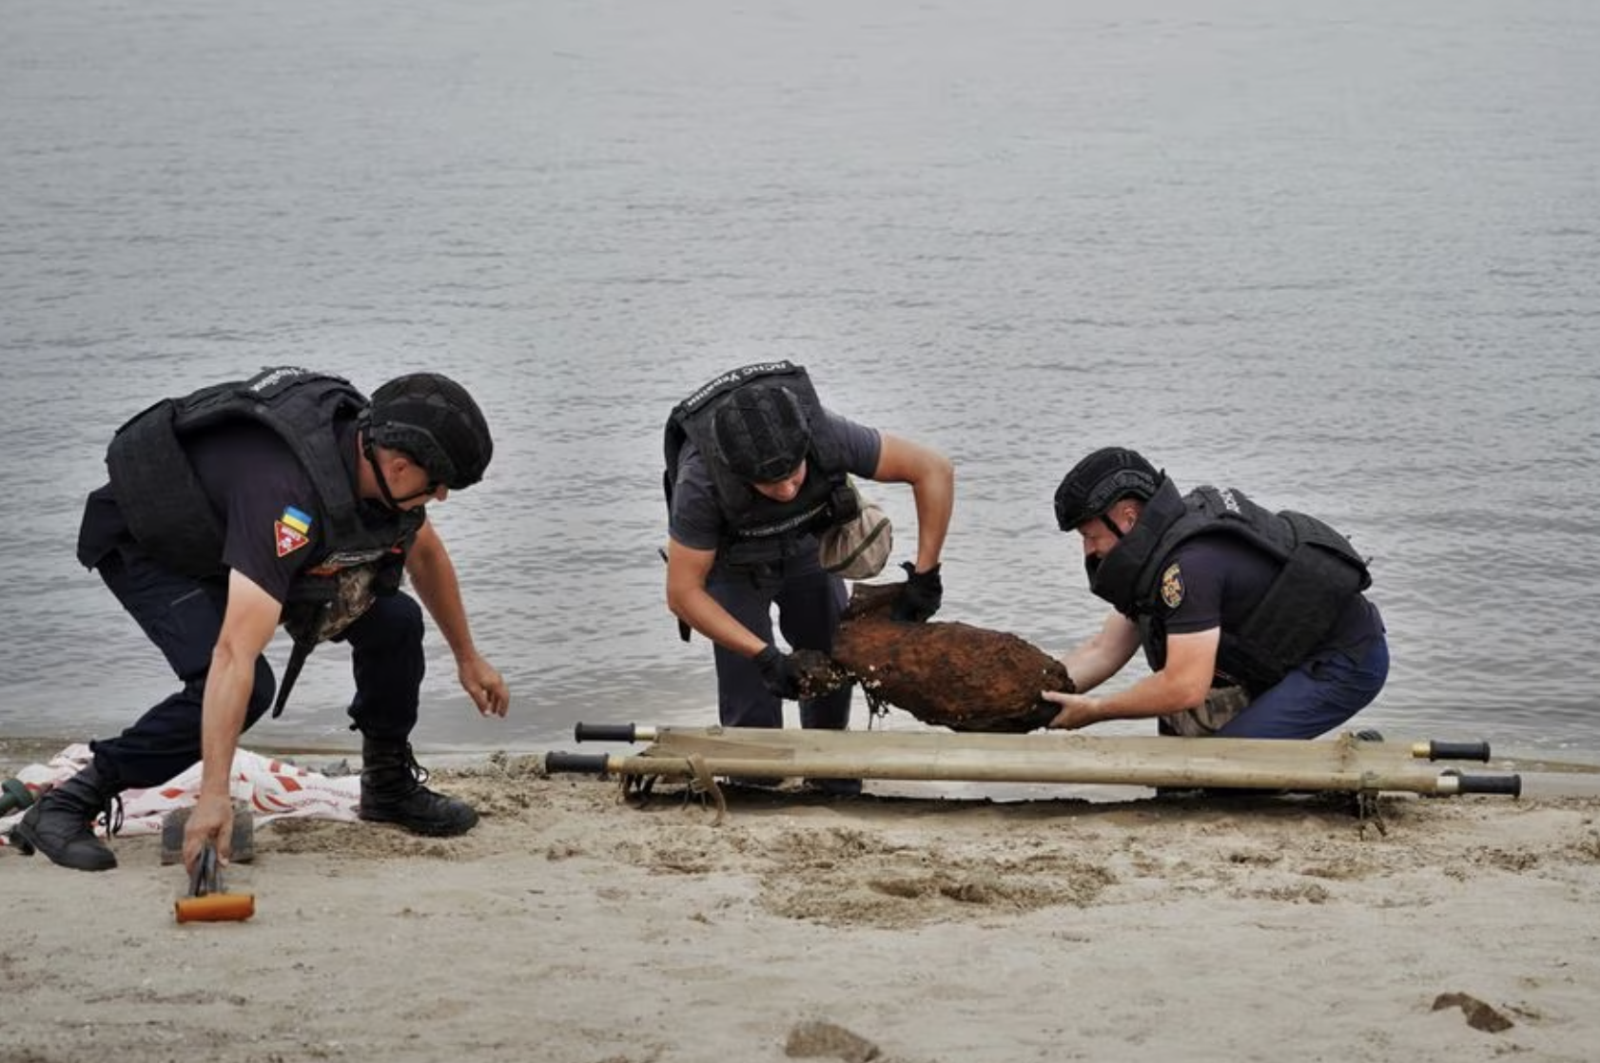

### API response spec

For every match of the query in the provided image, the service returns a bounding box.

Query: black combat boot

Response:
[10,764,123,871]
[358,739,478,836]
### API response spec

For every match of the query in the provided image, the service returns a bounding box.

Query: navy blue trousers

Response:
[88,545,425,789]
[1215,632,1392,740]
[708,560,852,730]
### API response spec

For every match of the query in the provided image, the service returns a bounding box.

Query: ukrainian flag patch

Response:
[275,505,312,558]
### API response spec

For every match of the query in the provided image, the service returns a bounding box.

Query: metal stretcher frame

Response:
[546,724,1522,798]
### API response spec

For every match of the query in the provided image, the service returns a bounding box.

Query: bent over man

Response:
[12,366,508,874]
[1044,446,1388,739]
[663,361,954,745]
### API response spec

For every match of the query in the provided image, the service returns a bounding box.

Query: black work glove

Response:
[754,644,802,700]
[891,561,943,623]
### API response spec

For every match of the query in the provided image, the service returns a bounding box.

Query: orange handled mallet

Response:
[174,841,256,924]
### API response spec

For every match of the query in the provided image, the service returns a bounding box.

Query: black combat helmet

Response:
[1053,446,1161,531]
[712,384,812,483]
[367,373,494,489]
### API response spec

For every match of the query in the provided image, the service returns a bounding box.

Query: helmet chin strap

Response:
[1100,513,1125,539]
[362,432,431,509]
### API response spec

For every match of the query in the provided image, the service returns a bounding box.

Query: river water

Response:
[3,0,1598,759]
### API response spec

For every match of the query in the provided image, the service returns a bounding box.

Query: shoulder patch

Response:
[1160,561,1185,609]
[275,505,312,558]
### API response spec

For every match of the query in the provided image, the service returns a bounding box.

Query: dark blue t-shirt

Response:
[1153,534,1382,654]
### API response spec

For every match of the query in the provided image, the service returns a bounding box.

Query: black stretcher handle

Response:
[1451,773,1522,797]
[574,723,640,744]
[545,752,613,774]
[1421,740,1491,762]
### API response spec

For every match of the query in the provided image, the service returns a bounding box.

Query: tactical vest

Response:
[663,361,857,569]
[106,366,424,718]
[105,366,421,580]
[1089,478,1372,694]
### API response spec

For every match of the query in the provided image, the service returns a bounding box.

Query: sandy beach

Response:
[3,738,1599,1063]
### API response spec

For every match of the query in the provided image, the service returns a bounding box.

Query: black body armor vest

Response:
[104,366,421,580]
[105,367,427,717]
[1089,478,1371,694]
[663,361,858,569]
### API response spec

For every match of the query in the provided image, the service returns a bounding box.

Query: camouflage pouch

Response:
[1159,686,1252,737]
[283,565,380,645]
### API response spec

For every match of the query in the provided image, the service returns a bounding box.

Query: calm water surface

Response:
[3,0,1598,759]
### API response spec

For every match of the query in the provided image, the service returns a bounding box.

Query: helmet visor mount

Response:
[1084,469,1158,539]
[371,421,458,490]
[745,452,807,486]
[361,422,446,509]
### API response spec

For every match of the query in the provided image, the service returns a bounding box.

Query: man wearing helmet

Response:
[1042,447,1388,739]
[12,366,508,876]
[663,362,954,771]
